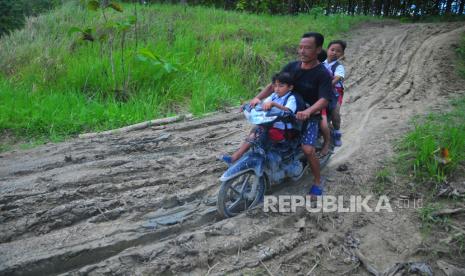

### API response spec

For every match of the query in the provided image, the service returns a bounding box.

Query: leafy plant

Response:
[309,6,325,19]
[70,0,136,94]
[136,48,178,76]
[68,27,95,41]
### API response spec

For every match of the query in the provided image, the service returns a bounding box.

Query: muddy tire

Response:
[217,171,265,218]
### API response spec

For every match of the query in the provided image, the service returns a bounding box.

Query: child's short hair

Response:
[273,72,294,86]
[318,49,327,62]
[328,40,347,51]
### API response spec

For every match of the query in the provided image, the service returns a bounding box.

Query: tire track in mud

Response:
[331,22,465,165]
[1,22,465,276]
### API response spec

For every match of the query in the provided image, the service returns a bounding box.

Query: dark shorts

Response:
[301,118,320,146]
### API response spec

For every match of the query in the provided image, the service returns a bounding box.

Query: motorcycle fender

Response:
[220,153,264,182]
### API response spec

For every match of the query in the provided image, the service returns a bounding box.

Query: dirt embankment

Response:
[1,22,465,276]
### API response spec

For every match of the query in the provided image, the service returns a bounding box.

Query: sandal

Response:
[218,154,233,165]
[309,184,323,196]
[309,178,325,196]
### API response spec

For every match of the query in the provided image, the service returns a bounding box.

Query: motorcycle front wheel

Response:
[217,171,265,218]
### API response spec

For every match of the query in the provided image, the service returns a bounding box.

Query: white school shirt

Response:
[263,92,297,130]
[323,60,345,89]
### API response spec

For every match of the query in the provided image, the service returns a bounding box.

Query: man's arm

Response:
[332,64,345,86]
[296,98,328,121]
[250,83,274,107]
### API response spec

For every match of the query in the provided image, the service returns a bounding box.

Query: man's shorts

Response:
[301,118,320,146]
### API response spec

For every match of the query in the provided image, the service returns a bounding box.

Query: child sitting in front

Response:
[219,72,297,165]
[323,40,346,147]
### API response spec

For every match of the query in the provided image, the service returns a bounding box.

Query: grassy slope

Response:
[0,1,371,144]
[395,34,465,183]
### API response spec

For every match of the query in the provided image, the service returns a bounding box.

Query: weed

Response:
[373,167,393,195]
[455,234,465,255]
[418,203,447,233]
[396,103,465,183]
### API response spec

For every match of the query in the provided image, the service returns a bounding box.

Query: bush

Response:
[0,0,25,36]
[0,0,61,37]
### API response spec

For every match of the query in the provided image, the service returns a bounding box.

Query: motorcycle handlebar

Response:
[242,103,295,119]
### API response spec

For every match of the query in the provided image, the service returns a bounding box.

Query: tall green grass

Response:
[458,35,465,79]
[0,1,371,144]
[396,34,465,183]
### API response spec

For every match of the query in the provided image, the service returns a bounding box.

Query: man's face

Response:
[298,37,321,63]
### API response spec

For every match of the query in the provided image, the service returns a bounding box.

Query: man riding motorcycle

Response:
[249,32,333,197]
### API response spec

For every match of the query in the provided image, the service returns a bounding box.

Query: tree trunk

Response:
[348,0,355,15]
[288,0,299,14]
[363,0,370,15]
[375,0,383,15]
[306,0,313,12]
[383,0,391,16]
[445,0,453,14]
[391,0,400,16]
[400,0,407,16]
[432,0,441,15]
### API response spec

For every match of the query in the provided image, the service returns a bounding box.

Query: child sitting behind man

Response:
[219,72,297,165]
[323,40,346,146]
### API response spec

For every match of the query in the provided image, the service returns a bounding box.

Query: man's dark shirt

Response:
[281,61,332,107]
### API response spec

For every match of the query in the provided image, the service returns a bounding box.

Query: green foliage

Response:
[0,0,25,36]
[136,48,178,75]
[399,14,465,23]
[457,35,465,79]
[309,6,324,19]
[0,77,166,139]
[396,106,465,183]
[0,0,63,37]
[0,1,371,144]
[418,203,446,232]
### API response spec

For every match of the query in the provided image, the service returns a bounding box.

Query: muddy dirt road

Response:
[1,22,465,276]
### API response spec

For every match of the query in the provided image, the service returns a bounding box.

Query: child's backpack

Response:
[281,91,305,131]
[330,61,344,88]
[330,60,341,73]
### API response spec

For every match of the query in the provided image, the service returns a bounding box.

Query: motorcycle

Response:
[217,104,333,218]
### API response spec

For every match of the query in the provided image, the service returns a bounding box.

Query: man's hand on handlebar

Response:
[296,108,312,121]
[249,97,261,107]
